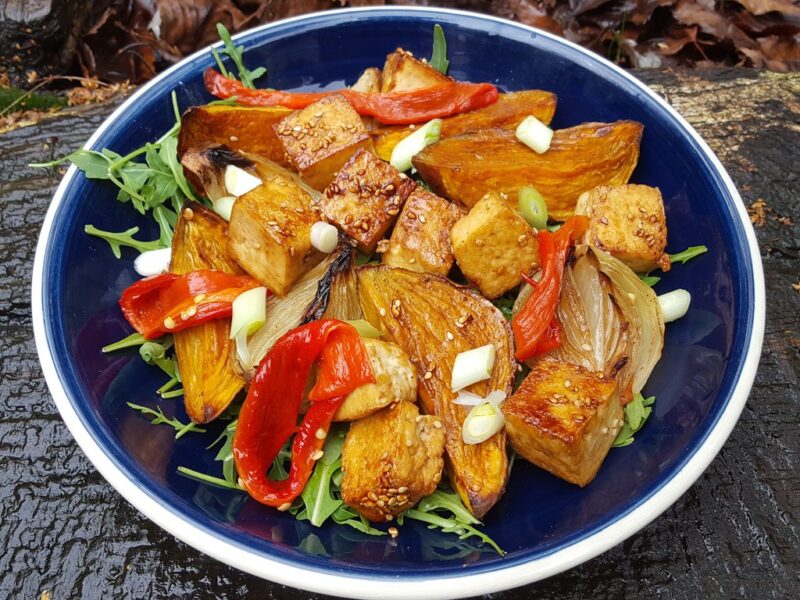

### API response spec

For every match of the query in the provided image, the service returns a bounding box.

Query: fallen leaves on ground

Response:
[749,198,768,226]
[71,0,800,81]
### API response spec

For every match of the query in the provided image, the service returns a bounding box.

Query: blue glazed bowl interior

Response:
[42,9,755,578]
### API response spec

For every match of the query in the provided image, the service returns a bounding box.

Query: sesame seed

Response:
[599,216,608,225]
[388,527,399,538]
[385,514,393,522]
[418,214,427,224]
[163,316,176,330]
[564,379,572,388]
[470,483,480,492]
[193,294,206,304]
[397,486,408,494]
[517,234,527,244]
[293,125,302,132]
[184,208,194,220]
[446,332,454,341]
[379,307,387,317]
[278,502,292,512]
[315,428,326,440]
[433,421,443,429]
[229,135,238,142]
[424,371,433,380]
[311,450,324,461]
[601,427,609,434]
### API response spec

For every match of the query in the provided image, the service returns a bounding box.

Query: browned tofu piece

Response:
[274,94,373,190]
[351,67,382,93]
[575,184,670,273]
[504,359,622,487]
[317,148,416,252]
[381,187,464,275]
[227,170,321,296]
[341,401,446,522]
[450,193,539,298]
[381,48,450,92]
[333,338,417,422]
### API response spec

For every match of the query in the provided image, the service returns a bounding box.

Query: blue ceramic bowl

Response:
[32,7,764,599]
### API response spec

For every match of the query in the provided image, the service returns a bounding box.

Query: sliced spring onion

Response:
[453,389,507,407]
[451,343,496,392]
[345,319,382,338]
[390,118,442,172]
[515,115,553,154]
[310,221,339,253]
[518,186,548,229]
[230,286,268,366]
[133,247,171,277]
[224,164,261,197]
[658,288,691,323]
[213,195,236,221]
[453,390,485,406]
[462,401,505,444]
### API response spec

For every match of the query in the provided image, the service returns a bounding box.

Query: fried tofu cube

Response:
[381,187,464,275]
[333,338,417,422]
[575,184,670,273]
[352,67,382,93]
[381,48,450,92]
[450,193,539,299]
[318,148,416,253]
[341,401,446,522]
[227,171,321,296]
[274,94,373,190]
[504,359,622,487]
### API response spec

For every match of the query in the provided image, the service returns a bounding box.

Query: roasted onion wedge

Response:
[358,265,514,518]
[170,202,245,423]
[241,242,360,376]
[413,121,643,220]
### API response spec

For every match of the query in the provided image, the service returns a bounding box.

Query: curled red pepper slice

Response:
[204,68,499,125]
[119,270,260,339]
[512,216,589,361]
[233,320,374,508]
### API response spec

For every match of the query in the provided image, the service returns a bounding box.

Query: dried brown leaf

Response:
[731,0,800,18]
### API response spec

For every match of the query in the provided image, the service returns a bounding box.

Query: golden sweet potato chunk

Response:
[317,148,415,253]
[504,359,622,487]
[358,266,514,518]
[333,338,417,422]
[381,187,464,275]
[341,401,446,522]
[575,184,670,273]
[178,105,293,167]
[170,203,245,423]
[413,121,643,220]
[372,90,558,162]
[274,94,373,190]
[227,170,321,296]
[450,193,539,299]
[381,48,450,93]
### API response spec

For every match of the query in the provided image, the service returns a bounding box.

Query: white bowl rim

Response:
[31,6,765,599]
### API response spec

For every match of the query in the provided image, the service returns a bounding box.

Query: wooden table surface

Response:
[1,67,798,599]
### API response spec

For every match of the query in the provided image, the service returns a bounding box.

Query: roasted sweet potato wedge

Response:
[170,202,245,424]
[413,121,643,220]
[371,90,557,162]
[178,105,293,167]
[358,265,514,518]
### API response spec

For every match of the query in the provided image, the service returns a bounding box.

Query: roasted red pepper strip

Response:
[204,68,500,125]
[512,216,589,361]
[233,320,374,508]
[119,270,260,339]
